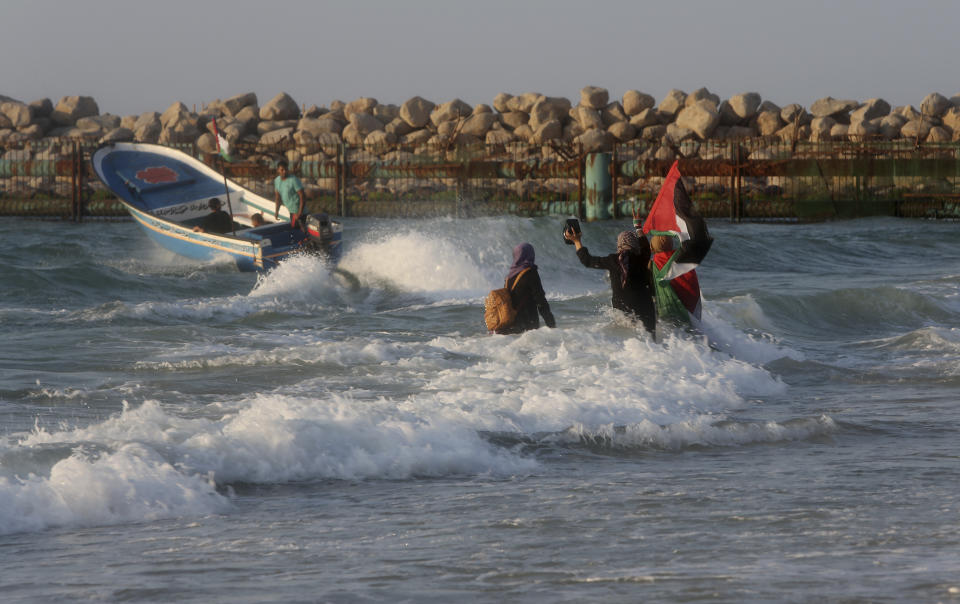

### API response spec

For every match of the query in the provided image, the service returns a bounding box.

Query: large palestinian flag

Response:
[642,160,713,320]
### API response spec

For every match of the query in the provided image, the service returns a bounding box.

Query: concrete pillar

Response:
[584,152,612,221]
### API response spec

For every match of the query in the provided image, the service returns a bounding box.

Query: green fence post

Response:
[584,152,612,221]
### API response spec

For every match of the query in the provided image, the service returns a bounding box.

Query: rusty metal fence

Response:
[1,137,959,220]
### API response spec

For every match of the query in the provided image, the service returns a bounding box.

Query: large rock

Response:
[563,121,584,141]
[529,97,571,130]
[641,124,667,140]
[607,121,636,142]
[430,99,472,126]
[657,89,687,118]
[920,92,951,117]
[233,105,260,130]
[573,105,603,130]
[531,119,563,144]
[373,103,399,123]
[160,102,191,129]
[385,117,414,137]
[685,87,720,109]
[516,92,544,113]
[622,90,655,116]
[221,121,245,142]
[942,107,960,133]
[600,102,628,127]
[259,127,295,146]
[809,116,837,141]
[133,112,161,143]
[758,100,781,114]
[341,123,365,146]
[850,98,891,123]
[17,123,44,141]
[260,92,300,121]
[629,108,664,129]
[303,105,326,119]
[847,120,878,140]
[77,114,121,132]
[926,126,951,143]
[348,112,384,136]
[486,129,516,145]
[0,101,32,128]
[810,96,858,118]
[222,92,257,116]
[727,92,762,122]
[830,123,849,139]
[460,113,497,137]
[436,120,459,138]
[580,86,609,110]
[675,101,719,139]
[401,129,432,146]
[501,111,529,130]
[574,128,614,152]
[257,119,297,136]
[298,117,343,136]
[900,118,933,140]
[29,98,53,118]
[879,113,908,138]
[400,96,435,128]
[896,105,921,121]
[776,123,811,142]
[754,110,783,136]
[666,123,697,143]
[195,132,218,153]
[344,97,378,121]
[315,131,342,150]
[492,93,513,113]
[51,96,99,126]
[364,130,397,151]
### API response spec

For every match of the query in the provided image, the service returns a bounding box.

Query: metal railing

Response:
[1,137,958,220]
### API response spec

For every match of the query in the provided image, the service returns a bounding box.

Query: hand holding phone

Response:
[563,218,580,244]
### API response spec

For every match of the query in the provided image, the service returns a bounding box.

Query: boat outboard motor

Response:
[304,212,335,255]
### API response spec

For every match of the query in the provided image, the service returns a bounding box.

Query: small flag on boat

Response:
[212,118,232,162]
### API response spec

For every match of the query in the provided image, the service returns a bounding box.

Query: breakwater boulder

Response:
[3,87,960,165]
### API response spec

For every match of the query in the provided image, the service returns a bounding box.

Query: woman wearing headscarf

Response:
[499,242,556,334]
[563,226,656,336]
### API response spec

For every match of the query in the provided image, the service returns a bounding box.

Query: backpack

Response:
[484,268,531,333]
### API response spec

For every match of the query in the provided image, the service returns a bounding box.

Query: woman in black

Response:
[500,242,556,334]
[563,227,656,337]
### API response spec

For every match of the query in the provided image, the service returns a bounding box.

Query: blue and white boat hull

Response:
[91,142,341,272]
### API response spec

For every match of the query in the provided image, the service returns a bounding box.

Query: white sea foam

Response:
[0,443,228,535]
[0,218,820,536]
[553,414,837,449]
[339,229,495,295]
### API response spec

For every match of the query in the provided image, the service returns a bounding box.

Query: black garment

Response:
[201,209,233,234]
[501,268,556,334]
[576,245,656,335]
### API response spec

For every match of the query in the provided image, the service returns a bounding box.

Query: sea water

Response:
[0,215,958,603]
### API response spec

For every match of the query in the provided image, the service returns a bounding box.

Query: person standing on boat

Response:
[193,197,233,234]
[274,161,305,229]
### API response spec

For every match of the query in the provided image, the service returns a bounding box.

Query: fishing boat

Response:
[91,142,341,271]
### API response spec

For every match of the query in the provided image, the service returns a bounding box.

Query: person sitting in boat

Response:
[250,213,266,227]
[193,198,233,234]
[273,161,305,230]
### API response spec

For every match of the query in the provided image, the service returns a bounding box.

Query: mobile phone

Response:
[563,218,580,244]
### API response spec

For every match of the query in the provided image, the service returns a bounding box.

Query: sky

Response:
[2,0,959,117]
